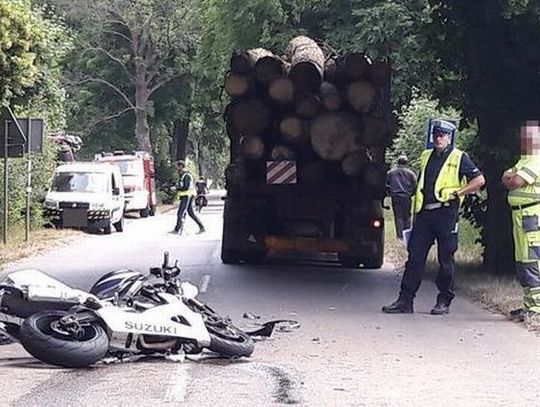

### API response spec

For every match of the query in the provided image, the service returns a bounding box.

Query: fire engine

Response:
[95,151,157,217]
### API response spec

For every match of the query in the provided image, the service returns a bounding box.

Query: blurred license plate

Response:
[63,209,87,227]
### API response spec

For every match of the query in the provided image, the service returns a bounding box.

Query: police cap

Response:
[431,119,456,135]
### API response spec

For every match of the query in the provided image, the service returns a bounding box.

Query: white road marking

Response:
[199,274,211,293]
[164,363,191,403]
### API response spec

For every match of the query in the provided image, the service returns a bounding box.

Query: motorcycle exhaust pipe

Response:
[138,335,177,351]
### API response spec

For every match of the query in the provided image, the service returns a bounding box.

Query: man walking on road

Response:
[387,155,417,239]
[172,161,205,235]
[382,119,485,315]
[502,121,540,321]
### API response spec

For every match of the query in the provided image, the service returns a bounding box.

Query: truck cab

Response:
[44,162,125,234]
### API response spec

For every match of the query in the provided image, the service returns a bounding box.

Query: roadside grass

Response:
[383,201,540,330]
[0,227,80,269]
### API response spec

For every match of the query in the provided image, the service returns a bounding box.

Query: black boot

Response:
[510,308,523,320]
[382,299,413,314]
[430,302,450,315]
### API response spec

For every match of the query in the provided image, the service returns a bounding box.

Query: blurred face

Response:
[521,121,540,155]
[433,130,451,151]
[176,163,185,172]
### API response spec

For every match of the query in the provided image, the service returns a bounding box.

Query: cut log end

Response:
[271,145,295,161]
[269,78,295,104]
[239,136,265,160]
[224,74,251,97]
[346,81,377,113]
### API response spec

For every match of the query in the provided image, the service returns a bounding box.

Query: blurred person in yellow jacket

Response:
[502,121,540,321]
[171,161,205,235]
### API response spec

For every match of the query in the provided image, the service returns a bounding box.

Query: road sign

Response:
[0,117,44,158]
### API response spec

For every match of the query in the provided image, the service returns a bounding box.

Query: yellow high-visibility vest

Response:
[177,172,196,198]
[414,148,466,213]
[507,155,540,206]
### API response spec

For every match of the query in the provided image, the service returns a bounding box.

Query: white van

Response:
[43,162,125,234]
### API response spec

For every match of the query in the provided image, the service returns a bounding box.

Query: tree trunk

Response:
[310,112,360,161]
[286,36,325,93]
[319,81,342,111]
[134,83,151,152]
[346,81,377,113]
[173,118,190,161]
[224,73,252,98]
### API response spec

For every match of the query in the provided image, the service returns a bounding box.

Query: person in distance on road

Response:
[172,161,205,235]
[382,119,485,315]
[502,121,540,321]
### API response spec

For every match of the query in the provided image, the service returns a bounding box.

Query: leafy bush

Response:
[387,89,478,171]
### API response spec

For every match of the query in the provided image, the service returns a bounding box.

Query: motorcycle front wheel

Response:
[188,301,254,357]
[19,310,109,368]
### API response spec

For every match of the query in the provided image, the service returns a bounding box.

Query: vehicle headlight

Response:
[90,202,106,210]
[44,199,58,209]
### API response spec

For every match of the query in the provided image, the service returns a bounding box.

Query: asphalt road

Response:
[1,192,540,406]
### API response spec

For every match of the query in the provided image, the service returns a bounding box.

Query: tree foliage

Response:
[388,90,477,170]
[0,0,72,236]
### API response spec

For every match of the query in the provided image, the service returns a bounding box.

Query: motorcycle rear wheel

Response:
[188,301,254,357]
[19,310,109,368]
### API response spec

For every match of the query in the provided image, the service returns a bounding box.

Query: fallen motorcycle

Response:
[0,253,254,367]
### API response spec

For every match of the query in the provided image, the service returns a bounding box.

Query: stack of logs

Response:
[224,35,391,185]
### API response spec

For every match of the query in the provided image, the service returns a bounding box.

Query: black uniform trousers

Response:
[175,196,204,232]
[399,206,459,306]
[391,195,412,239]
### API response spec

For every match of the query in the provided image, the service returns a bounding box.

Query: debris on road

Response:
[246,319,301,338]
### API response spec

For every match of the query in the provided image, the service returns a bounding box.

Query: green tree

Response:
[424,0,540,274]
[0,1,72,236]
[388,90,477,170]
[56,0,200,153]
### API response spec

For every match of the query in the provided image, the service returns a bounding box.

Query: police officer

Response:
[172,161,205,235]
[387,155,417,239]
[382,119,485,315]
[502,121,540,321]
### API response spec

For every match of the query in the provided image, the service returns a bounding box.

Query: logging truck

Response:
[221,36,392,268]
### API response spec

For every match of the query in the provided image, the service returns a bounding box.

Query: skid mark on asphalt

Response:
[236,362,303,405]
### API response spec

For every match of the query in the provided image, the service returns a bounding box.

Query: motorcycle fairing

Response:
[96,293,211,346]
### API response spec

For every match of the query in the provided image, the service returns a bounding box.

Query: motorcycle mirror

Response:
[162,252,170,268]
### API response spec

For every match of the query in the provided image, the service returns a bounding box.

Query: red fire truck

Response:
[95,151,157,217]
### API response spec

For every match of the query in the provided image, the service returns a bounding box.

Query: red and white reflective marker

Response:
[266,161,297,184]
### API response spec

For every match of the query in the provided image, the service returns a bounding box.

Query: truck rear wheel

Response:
[140,207,150,218]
